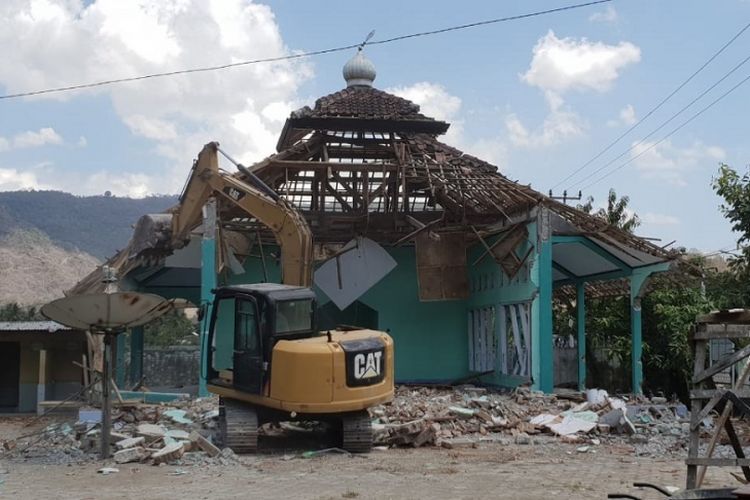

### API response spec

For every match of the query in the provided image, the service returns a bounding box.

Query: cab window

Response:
[275,299,312,333]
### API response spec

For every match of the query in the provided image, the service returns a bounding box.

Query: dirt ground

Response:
[0,416,740,500]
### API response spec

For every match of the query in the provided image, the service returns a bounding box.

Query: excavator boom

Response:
[173,142,313,286]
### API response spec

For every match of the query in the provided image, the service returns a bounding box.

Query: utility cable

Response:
[569,53,750,189]
[0,0,611,101]
[579,72,750,190]
[551,19,750,190]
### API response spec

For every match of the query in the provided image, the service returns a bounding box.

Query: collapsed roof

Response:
[70,50,675,296]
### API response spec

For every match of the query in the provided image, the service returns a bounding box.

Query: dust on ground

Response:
[0,415,739,500]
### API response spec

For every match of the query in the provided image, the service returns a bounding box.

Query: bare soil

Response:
[0,416,739,499]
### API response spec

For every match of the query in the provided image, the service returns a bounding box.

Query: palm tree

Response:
[577,188,640,233]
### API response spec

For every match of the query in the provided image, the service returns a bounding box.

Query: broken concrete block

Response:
[514,432,531,445]
[115,437,145,450]
[599,409,624,428]
[110,432,130,442]
[151,442,184,465]
[162,409,193,425]
[165,429,189,440]
[441,437,476,449]
[137,424,166,439]
[189,431,220,458]
[114,446,147,464]
[448,406,475,419]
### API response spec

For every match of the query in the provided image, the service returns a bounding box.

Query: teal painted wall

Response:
[466,222,541,389]
[226,246,468,383]
[132,220,551,390]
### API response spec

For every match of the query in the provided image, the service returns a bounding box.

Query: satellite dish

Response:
[42,292,171,332]
[41,290,173,461]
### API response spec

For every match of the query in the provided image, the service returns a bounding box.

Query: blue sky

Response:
[0,0,748,252]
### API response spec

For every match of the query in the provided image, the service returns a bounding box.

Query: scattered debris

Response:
[189,431,220,458]
[1,397,225,466]
[152,442,185,465]
[114,446,148,464]
[369,385,694,455]
[301,448,351,459]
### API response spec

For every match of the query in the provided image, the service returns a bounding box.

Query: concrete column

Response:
[129,327,144,387]
[36,349,47,415]
[630,273,648,395]
[115,333,126,388]
[537,208,554,393]
[199,198,218,397]
[576,282,586,391]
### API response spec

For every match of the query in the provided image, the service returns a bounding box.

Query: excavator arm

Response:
[173,142,313,287]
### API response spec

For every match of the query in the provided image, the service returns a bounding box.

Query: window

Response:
[275,299,313,333]
[236,299,259,353]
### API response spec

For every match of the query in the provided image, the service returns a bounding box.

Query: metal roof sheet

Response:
[0,321,78,333]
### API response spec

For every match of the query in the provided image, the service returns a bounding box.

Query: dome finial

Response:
[343,49,376,88]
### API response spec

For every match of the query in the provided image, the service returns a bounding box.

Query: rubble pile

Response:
[369,386,693,452]
[1,397,237,467]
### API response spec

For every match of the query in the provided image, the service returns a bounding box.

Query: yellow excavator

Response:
[172,143,394,453]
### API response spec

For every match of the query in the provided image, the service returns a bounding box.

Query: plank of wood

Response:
[696,354,750,487]
[688,458,750,467]
[694,324,750,340]
[691,388,750,399]
[692,343,750,384]
[723,419,750,482]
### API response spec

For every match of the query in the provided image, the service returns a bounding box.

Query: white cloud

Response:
[508,31,638,151]
[76,136,87,147]
[607,104,637,127]
[0,127,64,152]
[641,212,680,226]
[588,6,618,24]
[631,140,726,186]
[0,0,313,195]
[0,167,39,190]
[388,81,509,169]
[505,109,585,148]
[12,127,63,149]
[388,82,462,122]
[521,31,640,95]
[388,82,464,144]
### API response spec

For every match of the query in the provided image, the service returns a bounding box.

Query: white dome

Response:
[343,50,376,87]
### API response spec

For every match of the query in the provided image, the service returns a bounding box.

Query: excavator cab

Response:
[206,283,317,394]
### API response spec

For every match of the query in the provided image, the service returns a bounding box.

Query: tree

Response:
[712,163,750,272]
[0,302,45,321]
[144,311,198,346]
[578,188,641,233]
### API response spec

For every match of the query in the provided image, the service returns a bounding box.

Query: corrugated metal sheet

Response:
[0,321,77,333]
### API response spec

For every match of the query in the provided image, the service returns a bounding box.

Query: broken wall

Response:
[466,220,540,389]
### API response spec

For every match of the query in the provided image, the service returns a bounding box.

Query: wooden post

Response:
[686,333,706,489]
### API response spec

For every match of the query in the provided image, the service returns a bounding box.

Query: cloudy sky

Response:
[0,0,748,252]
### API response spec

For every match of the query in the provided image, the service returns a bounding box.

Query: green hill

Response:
[0,190,178,260]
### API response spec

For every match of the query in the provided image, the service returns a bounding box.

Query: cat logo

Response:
[223,186,245,201]
[353,351,382,380]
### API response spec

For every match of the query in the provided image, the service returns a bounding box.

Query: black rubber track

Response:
[341,410,373,453]
[220,398,259,454]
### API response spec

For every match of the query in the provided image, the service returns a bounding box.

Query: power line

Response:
[579,71,750,190]
[551,19,750,190]
[0,0,611,101]
[569,52,750,189]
